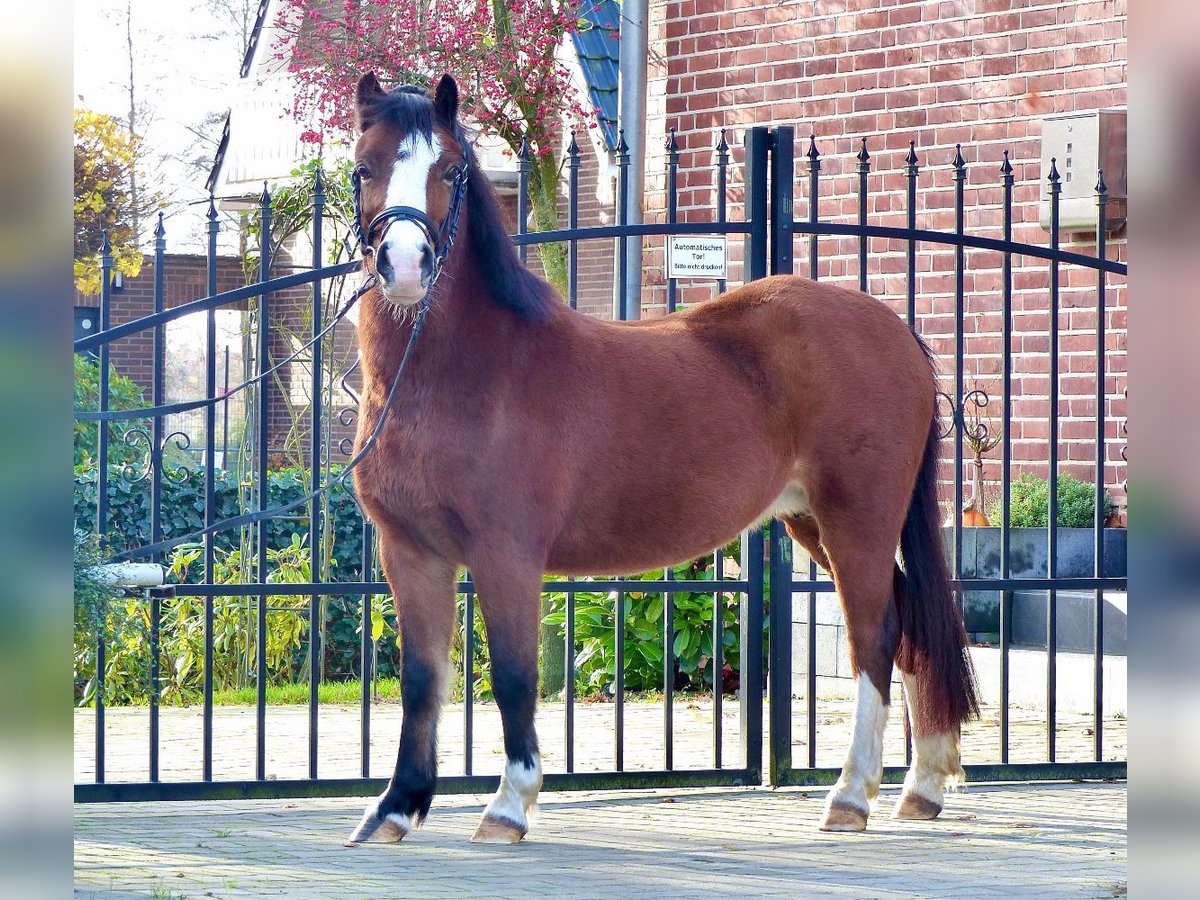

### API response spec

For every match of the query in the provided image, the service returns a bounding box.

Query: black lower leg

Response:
[492,655,539,768]
[379,650,442,822]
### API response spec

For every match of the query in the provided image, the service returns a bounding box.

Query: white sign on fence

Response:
[667,235,727,279]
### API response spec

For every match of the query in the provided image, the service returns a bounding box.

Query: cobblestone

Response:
[74,783,1126,898]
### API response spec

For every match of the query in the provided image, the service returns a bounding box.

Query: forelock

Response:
[367,86,434,141]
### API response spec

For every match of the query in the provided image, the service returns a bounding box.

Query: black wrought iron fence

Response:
[758,125,1126,785]
[73,125,1126,803]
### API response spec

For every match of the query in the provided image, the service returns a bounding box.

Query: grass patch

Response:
[211,678,403,706]
[91,680,713,708]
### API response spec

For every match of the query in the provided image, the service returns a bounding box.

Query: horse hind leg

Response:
[894,664,965,820]
[890,417,979,821]
[892,557,972,820]
[806,522,903,832]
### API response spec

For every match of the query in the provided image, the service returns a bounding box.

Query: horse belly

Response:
[544,456,791,577]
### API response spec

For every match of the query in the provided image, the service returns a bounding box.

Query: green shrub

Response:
[73,354,150,469]
[993,472,1114,528]
[73,463,367,574]
[542,539,745,697]
[73,533,405,707]
[73,464,388,705]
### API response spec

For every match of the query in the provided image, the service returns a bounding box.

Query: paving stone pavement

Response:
[74,782,1126,899]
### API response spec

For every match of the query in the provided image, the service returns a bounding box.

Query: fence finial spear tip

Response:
[807,133,819,158]
[666,127,679,154]
[857,136,869,163]
[906,140,919,167]
[567,129,580,156]
[716,128,728,153]
[1048,157,1061,184]
[313,165,325,192]
[617,128,629,155]
[101,230,111,254]
[207,193,218,219]
[1095,167,1108,195]
[154,211,165,239]
[1000,149,1013,176]
[953,143,966,170]
[260,180,271,204]
[518,132,530,161]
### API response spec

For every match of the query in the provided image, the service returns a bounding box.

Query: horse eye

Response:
[443,166,460,183]
[355,164,372,180]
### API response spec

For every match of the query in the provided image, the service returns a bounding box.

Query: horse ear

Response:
[355,72,386,131]
[433,73,459,125]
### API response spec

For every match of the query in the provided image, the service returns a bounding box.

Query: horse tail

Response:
[895,398,980,733]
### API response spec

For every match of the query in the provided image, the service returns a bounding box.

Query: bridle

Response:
[351,158,470,289]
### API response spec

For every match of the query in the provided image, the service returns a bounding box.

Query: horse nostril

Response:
[376,243,394,282]
[419,244,434,282]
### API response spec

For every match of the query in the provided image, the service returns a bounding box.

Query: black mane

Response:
[369,85,556,321]
[461,150,557,321]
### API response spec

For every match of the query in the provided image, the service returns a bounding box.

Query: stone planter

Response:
[951,526,1127,652]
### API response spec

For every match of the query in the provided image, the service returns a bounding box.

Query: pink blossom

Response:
[274,0,593,158]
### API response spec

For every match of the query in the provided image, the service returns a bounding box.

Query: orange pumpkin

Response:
[962,502,991,527]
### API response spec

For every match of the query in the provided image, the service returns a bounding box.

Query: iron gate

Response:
[73,126,1127,802]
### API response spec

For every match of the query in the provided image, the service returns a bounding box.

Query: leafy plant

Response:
[74,530,120,629]
[73,462,367,568]
[994,472,1114,528]
[75,536,351,707]
[73,354,149,469]
[542,539,745,697]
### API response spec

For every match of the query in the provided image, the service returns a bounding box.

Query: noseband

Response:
[351,162,470,286]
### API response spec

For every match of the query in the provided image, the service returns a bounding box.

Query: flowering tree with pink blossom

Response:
[275,0,596,292]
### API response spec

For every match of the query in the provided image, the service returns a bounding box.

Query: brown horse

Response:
[346,73,977,844]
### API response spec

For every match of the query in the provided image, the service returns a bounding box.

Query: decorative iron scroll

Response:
[936,387,991,442]
[336,357,362,458]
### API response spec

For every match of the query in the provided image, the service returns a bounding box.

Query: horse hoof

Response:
[346,810,409,846]
[470,815,527,844]
[893,792,943,820]
[819,801,869,832]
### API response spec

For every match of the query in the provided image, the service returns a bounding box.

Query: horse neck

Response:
[356,226,527,383]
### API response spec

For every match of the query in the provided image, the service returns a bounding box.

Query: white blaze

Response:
[379,134,443,293]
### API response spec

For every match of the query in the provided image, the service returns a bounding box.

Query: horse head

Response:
[352,72,470,306]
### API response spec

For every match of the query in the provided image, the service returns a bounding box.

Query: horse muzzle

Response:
[374,223,435,304]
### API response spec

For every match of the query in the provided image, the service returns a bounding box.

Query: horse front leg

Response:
[470,563,543,843]
[348,530,456,844]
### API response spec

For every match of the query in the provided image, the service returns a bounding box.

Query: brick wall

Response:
[79,254,246,395]
[641,0,1128,512]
